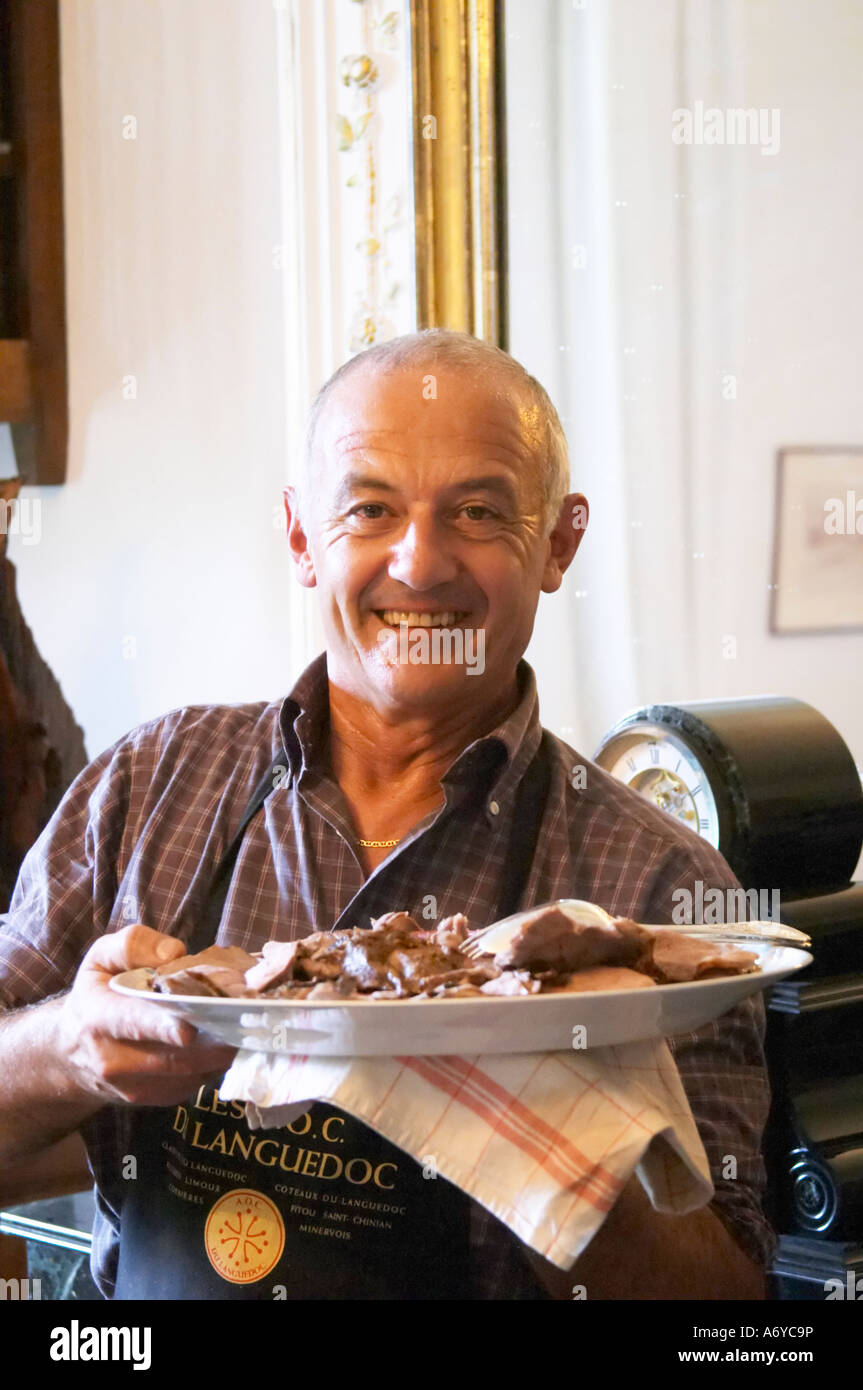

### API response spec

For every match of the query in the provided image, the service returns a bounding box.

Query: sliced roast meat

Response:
[154,971,223,998]
[154,943,259,978]
[387,945,460,992]
[540,965,657,994]
[420,963,500,991]
[609,917,655,972]
[243,939,301,993]
[368,911,422,935]
[305,978,356,1000]
[433,914,471,950]
[342,930,406,990]
[153,963,250,998]
[266,982,316,999]
[493,907,648,973]
[649,931,758,983]
[146,905,761,1003]
[294,932,347,981]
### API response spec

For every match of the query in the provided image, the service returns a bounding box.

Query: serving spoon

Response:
[462,898,811,959]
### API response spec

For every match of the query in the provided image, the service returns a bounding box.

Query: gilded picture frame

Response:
[408,0,508,347]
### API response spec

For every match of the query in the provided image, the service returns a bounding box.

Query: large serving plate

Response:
[109,941,811,1055]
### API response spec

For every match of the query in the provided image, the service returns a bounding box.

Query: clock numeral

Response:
[649,744,660,764]
[691,783,702,797]
[699,817,709,831]
[627,757,637,773]
[674,759,682,773]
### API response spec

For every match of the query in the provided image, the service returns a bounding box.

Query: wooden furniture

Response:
[0,0,67,482]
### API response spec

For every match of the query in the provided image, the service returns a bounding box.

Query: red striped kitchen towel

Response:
[218,1041,713,1270]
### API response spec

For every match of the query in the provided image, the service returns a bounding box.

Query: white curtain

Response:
[509,0,747,754]
[275,0,414,675]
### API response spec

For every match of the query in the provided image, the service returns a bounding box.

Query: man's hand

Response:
[54,923,237,1107]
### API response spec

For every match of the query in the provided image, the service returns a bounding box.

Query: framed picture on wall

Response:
[770,447,863,634]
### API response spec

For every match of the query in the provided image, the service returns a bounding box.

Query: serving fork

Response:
[462,898,811,960]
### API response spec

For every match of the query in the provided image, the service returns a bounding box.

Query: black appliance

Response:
[595,696,863,1299]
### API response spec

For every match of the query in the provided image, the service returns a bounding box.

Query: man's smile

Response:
[373,609,473,629]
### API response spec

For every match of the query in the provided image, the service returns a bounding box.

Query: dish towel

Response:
[218,1041,714,1271]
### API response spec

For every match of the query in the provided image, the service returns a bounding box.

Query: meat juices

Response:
[148,906,758,1002]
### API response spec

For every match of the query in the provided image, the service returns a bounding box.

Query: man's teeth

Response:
[378,610,466,628]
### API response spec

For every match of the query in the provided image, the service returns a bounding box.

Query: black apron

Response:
[113,735,551,1300]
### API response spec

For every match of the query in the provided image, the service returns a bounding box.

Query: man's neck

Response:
[326,674,522,799]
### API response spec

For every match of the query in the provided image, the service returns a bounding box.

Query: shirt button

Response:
[489,800,500,816]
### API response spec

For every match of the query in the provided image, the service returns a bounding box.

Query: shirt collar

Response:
[278,652,329,782]
[278,652,543,818]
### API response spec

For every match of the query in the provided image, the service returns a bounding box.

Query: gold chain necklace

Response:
[357,836,402,849]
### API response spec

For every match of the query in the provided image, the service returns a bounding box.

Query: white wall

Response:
[8,0,290,759]
[6,0,412,761]
[508,0,863,788]
[699,0,863,728]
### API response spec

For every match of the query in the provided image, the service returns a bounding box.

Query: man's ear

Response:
[283,487,317,589]
[540,492,589,594]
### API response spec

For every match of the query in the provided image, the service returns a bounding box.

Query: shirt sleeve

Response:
[0,734,133,1010]
[644,840,777,1272]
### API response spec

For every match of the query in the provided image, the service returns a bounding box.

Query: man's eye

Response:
[459,504,498,522]
[348,503,388,520]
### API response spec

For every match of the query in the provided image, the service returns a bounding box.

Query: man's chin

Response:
[363,649,489,708]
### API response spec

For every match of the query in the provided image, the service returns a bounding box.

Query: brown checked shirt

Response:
[0,654,776,1298]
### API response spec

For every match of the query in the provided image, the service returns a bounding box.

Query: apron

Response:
[113,735,551,1300]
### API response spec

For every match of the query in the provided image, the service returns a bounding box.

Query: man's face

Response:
[285,361,586,714]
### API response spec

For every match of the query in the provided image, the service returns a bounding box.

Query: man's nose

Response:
[387,517,460,590]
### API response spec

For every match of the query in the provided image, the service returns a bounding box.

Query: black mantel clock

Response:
[594,696,863,1299]
[593,697,863,897]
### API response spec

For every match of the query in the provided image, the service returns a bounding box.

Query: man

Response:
[0,329,772,1299]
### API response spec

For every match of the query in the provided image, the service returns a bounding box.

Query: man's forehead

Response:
[314,361,542,462]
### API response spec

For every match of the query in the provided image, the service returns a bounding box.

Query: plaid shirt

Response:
[0,654,775,1297]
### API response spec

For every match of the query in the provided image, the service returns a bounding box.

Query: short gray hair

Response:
[301,329,571,532]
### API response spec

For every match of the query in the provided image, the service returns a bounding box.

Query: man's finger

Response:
[85,993,204,1048]
[93,1038,238,1080]
[81,923,188,977]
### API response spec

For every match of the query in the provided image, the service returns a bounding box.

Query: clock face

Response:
[595,723,722,849]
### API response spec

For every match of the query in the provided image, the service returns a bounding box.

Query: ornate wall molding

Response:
[275,0,413,668]
[336,1,409,352]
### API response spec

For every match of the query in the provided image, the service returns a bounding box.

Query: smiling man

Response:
[0,329,773,1300]
[284,338,579,875]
